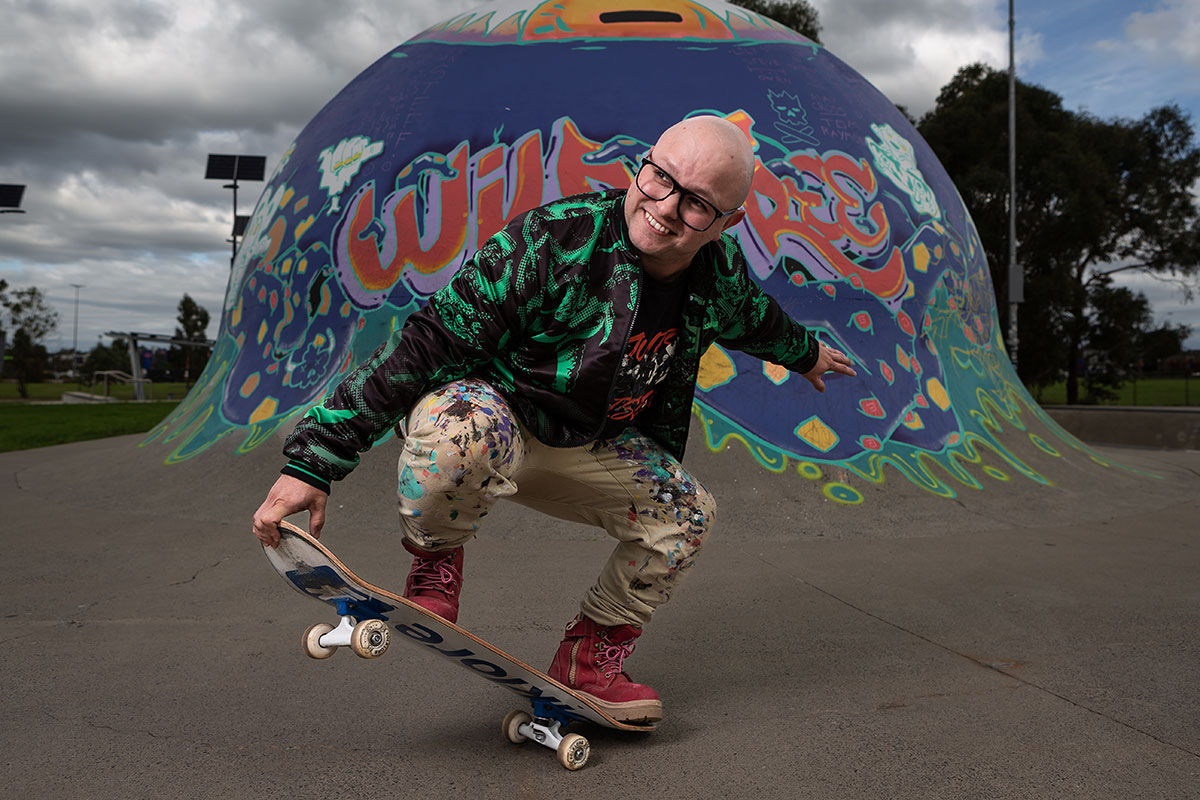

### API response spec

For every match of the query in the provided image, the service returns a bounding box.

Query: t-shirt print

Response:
[606,327,679,423]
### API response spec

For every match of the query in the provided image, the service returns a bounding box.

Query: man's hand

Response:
[252,475,329,548]
[801,342,857,392]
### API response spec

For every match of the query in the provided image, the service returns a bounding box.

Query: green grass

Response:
[0,381,191,401]
[0,402,179,452]
[1032,375,1198,406]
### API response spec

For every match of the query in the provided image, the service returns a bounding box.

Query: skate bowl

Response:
[7,6,1200,794]
[1045,406,1200,450]
[145,0,1147,504]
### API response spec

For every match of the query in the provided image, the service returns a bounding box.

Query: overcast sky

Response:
[2,0,1198,353]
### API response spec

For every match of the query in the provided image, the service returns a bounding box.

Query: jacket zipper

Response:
[589,268,641,442]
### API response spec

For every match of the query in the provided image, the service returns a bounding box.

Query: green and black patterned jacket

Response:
[282,189,818,493]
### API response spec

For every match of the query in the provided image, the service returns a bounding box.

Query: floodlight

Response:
[0,184,25,214]
[205,155,266,182]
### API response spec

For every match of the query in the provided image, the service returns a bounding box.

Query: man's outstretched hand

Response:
[801,342,857,392]
[252,474,329,548]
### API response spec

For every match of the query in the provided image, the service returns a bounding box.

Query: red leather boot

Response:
[547,614,663,723]
[402,539,464,624]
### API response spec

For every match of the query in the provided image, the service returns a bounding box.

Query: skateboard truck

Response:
[301,600,391,660]
[503,701,591,770]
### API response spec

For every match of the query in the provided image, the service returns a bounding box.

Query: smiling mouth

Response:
[643,209,671,235]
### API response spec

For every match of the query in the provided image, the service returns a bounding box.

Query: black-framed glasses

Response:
[635,155,739,232]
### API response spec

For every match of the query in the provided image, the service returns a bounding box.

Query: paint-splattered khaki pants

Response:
[395,379,716,628]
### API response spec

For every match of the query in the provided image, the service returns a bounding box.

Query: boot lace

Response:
[596,637,636,678]
[409,556,461,594]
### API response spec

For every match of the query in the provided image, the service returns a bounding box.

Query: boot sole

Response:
[575,692,664,725]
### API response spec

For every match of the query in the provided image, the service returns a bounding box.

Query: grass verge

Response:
[0,381,192,401]
[0,402,179,452]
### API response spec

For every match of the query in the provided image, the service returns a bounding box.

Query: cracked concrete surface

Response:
[1,428,1198,798]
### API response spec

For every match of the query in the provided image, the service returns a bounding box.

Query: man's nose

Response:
[655,190,683,219]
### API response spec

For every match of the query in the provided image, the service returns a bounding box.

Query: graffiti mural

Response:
[146,0,1132,502]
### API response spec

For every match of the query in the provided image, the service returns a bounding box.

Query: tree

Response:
[729,0,821,42]
[918,64,1200,402]
[1082,277,1150,401]
[1,284,60,398]
[82,337,130,378]
[169,293,211,387]
[1141,322,1191,372]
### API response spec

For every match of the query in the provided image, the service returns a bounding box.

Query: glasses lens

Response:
[637,161,672,199]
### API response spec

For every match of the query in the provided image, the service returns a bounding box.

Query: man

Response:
[253,116,856,724]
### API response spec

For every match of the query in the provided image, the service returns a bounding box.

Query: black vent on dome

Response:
[599,11,685,23]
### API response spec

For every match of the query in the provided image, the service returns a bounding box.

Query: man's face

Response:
[623,139,746,281]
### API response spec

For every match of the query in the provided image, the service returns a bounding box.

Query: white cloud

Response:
[811,0,1011,115]
[1125,0,1200,69]
[0,0,479,351]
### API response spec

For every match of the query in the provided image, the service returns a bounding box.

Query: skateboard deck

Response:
[262,520,654,769]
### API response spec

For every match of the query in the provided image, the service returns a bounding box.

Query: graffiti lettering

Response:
[333,119,636,307]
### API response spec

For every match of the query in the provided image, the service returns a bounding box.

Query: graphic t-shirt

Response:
[599,274,687,438]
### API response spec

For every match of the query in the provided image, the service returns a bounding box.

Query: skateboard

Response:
[261,520,655,770]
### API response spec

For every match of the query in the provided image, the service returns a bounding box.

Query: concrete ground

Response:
[2,421,1197,799]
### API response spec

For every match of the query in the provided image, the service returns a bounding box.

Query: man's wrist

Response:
[281,462,332,495]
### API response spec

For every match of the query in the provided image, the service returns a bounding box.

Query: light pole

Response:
[204,155,266,267]
[1007,0,1023,368]
[70,283,84,380]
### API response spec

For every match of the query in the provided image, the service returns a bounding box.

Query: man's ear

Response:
[720,207,746,232]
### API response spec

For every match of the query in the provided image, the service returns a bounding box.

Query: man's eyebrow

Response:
[650,150,722,210]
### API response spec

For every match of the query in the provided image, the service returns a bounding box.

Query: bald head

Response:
[653,116,755,208]
[624,115,756,279]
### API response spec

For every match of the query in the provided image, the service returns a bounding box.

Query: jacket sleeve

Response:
[712,243,821,375]
[280,228,531,489]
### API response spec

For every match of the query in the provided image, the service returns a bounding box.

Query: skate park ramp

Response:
[4,2,1197,796]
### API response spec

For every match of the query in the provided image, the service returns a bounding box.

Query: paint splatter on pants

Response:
[396,379,716,628]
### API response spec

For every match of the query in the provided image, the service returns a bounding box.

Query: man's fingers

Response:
[252,507,282,548]
[820,345,857,377]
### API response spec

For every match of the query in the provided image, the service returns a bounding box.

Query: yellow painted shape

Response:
[912,243,930,272]
[249,397,278,425]
[295,214,315,241]
[697,344,735,391]
[927,377,951,411]
[794,416,838,453]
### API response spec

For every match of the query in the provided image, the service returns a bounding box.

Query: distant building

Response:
[1161,351,1200,376]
